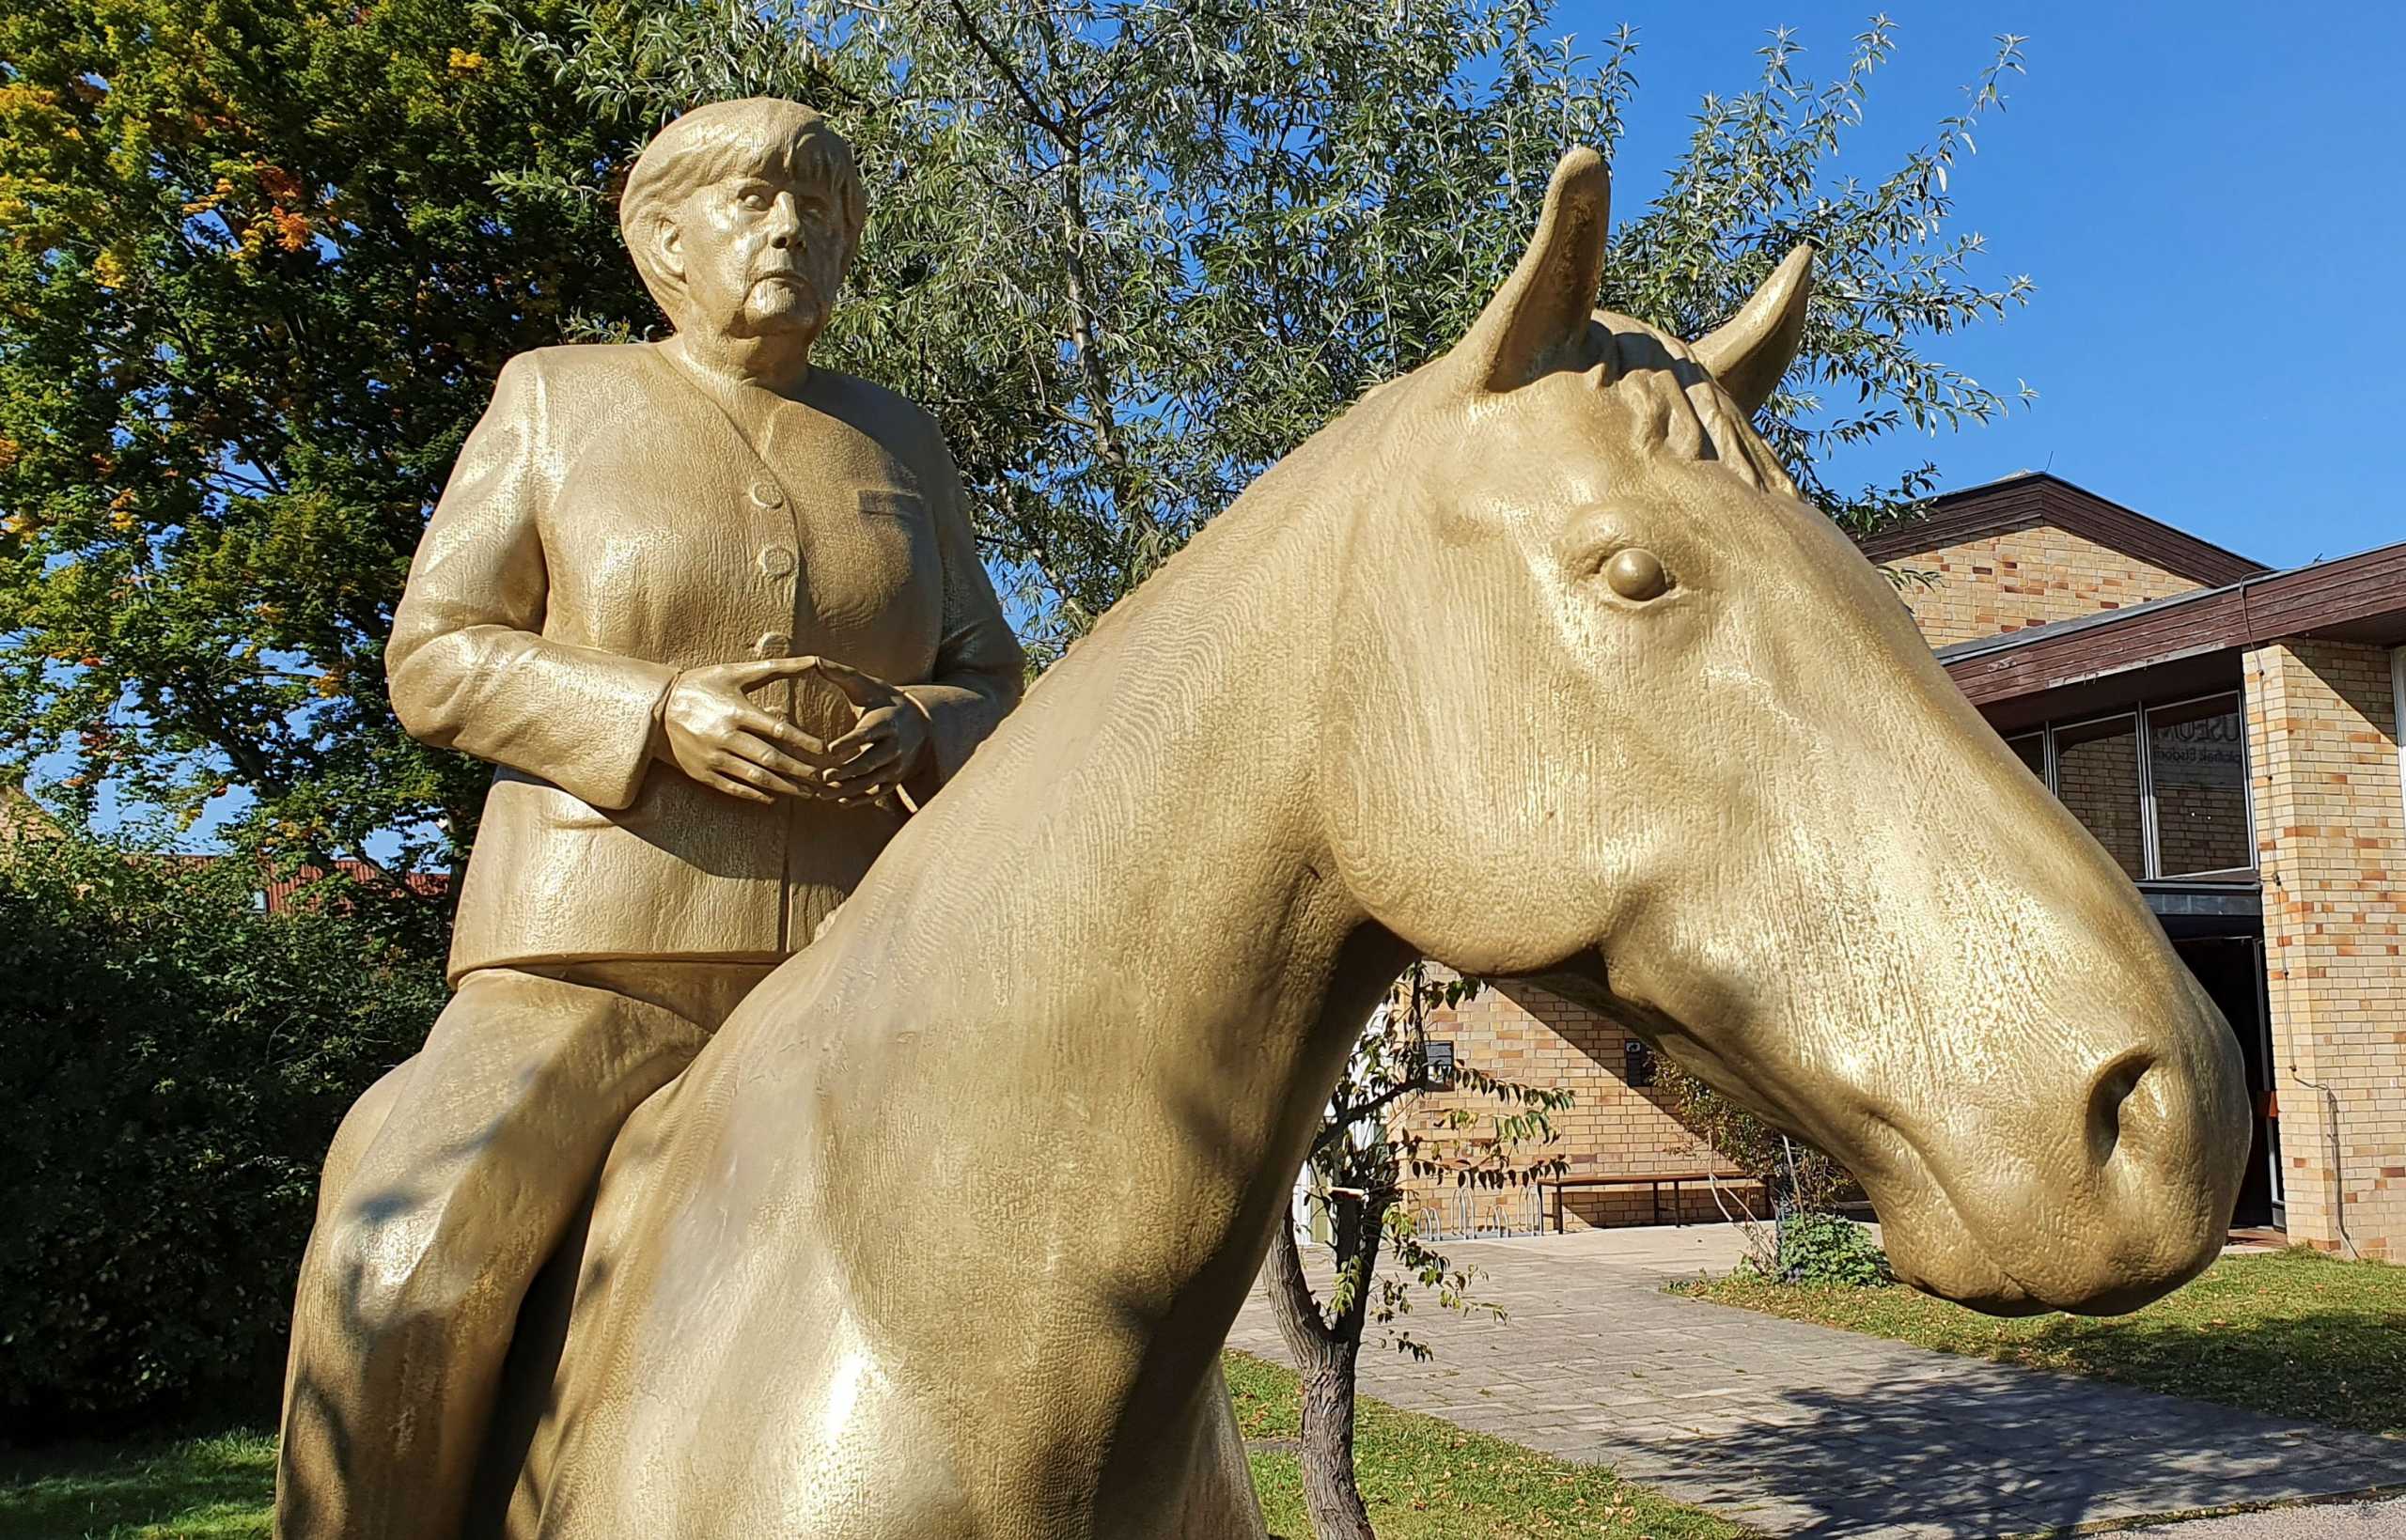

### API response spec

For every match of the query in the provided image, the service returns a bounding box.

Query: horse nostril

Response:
[2086,1050,2156,1167]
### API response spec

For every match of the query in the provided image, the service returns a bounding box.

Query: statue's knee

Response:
[315,1062,414,1224]
[314,1209,483,1345]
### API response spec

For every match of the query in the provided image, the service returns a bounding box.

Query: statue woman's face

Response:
[659,156,850,344]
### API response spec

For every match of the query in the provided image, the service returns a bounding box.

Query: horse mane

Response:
[1586,309,1802,501]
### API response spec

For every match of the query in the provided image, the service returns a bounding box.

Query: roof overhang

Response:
[1937,538,2406,710]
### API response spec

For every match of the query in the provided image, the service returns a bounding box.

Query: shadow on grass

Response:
[1600,1328,2405,1539]
[0,1431,273,1540]
[1690,1251,2406,1441]
[1971,1303,2404,1440]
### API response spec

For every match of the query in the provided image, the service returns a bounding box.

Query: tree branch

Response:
[943,0,1074,148]
[1312,1076,1429,1159]
[1263,1206,1336,1350]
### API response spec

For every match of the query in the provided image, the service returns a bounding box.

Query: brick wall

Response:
[1889,524,2206,647]
[2244,641,2406,1259]
[1394,979,1749,1235]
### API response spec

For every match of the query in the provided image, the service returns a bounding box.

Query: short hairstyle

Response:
[618,98,867,316]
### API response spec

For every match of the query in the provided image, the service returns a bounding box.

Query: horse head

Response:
[1318,148,2248,1315]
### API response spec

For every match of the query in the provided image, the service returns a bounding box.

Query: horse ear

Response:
[1451,147,1610,393]
[1692,243,1816,416]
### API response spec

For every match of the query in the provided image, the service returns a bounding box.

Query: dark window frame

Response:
[2000,690,2256,884]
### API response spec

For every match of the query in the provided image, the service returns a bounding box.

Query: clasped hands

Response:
[656,656,930,809]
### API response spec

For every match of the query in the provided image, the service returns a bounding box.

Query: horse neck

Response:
[827,443,1411,1298]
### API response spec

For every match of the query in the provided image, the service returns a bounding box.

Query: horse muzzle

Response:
[1851,992,2251,1316]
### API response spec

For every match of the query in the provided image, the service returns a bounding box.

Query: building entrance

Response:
[2170,933,2283,1231]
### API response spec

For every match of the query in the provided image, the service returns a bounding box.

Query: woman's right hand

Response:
[656,658,836,804]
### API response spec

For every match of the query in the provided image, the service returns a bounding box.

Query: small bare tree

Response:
[1653,1059,1856,1273]
[1262,964,1570,1540]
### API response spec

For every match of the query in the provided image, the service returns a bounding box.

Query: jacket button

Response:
[758,544,797,578]
[749,481,785,509]
[753,631,792,658]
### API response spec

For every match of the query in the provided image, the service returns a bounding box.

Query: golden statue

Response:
[273,100,1023,1537]
[285,129,2249,1539]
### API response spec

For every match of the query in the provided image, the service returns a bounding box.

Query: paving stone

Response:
[1227,1225,2406,1536]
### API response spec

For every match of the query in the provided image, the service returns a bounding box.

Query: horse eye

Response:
[1602,547,1672,601]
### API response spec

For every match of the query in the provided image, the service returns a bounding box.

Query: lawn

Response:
[4,1355,1745,1539]
[1682,1247,2406,1439]
[0,1432,274,1540]
[1226,1350,1749,1539]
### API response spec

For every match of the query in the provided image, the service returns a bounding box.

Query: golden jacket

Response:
[389,342,1023,981]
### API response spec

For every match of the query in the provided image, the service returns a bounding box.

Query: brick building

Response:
[1402,473,2406,1259]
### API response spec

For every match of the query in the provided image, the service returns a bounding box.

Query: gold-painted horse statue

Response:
[347,148,2249,1536]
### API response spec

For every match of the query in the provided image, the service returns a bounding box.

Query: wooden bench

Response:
[1538,1170,1767,1233]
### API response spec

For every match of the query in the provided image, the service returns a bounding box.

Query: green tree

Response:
[504,0,2030,659]
[0,0,655,872]
[4,0,2027,847]
[0,819,447,1433]
[1264,965,1570,1540]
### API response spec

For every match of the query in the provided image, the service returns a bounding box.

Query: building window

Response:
[1422,1040,1456,1089]
[2146,693,2251,878]
[2008,690,2256,884]
[2054,713,2147,880]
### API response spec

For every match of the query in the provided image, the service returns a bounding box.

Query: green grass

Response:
[0,1431,274,1539]
[1680,1247,2406,1439]
[1225,1351,1749,1539]
[0,1358,1744,1539]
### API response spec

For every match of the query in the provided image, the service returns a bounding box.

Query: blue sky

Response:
[1569,2,2401,569]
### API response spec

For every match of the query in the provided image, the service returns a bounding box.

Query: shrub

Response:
[1776,1211,1893,1288]
[0,827,445,1437]
[1652,1061,1855,1214]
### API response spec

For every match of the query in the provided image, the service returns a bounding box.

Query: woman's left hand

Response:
[803,657,934,807]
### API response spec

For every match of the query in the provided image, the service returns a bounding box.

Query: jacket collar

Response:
[638,342,804,507]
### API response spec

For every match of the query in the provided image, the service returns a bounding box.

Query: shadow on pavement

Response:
[1601,1361,2402,1538]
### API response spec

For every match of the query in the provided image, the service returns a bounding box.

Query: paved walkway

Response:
[1227,1226,2404,1538]
[2094,1496,2406,1538]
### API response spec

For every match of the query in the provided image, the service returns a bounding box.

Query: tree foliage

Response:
[0,0,653,866]
[516,0,2030,663]
[0,821,445,1435]
[4,0,2031,848]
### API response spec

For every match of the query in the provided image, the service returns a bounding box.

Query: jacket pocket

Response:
[856,488,926,521]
